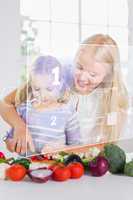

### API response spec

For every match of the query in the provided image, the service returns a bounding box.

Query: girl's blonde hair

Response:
[15,82,32,107]
[81,34,128,143]
[15,56,70,106]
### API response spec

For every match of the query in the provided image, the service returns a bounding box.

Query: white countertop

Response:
[1,173,133,200]
[0,153,133,200]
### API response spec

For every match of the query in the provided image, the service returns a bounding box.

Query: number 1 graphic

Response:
[52,66,60,85]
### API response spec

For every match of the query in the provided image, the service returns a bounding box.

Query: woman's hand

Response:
[5,123,35,155]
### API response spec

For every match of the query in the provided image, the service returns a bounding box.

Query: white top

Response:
[70,88,103,144]
[70,88,132,144]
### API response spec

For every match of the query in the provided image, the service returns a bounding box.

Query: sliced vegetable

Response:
[30,155,43,162]
[89,156,109,177]
[103,144,126,174]
[87,147,101,158]
[0,158,7,164]
[0,152,7,165]
[13,158,31,169]
[0,152,5,159]
[30,158,56,171]
[124,161,133,177]
[0,163,9,180]
[6,164,27,181]
[82,158,90,169]
[68,162,84,179]
[59,151,69,157]
[28,168,53,183]
[6,158,15,165]
[53,154,66,163]
[30,155,52,162]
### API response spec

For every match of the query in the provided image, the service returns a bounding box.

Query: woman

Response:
[70,34,128,145]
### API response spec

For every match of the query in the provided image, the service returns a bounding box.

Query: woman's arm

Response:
[0,90,26,128]
[0,90,35,154]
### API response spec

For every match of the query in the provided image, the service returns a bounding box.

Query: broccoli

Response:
[124,161,133,177]
[103,144,126,174]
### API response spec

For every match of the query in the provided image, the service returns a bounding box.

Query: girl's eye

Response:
[46,86,53,91]
[34,88,40,92]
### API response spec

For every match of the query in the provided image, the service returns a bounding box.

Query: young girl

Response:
[2,55,81,155]
[71,34,128,145]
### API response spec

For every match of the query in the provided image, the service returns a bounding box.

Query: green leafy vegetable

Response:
[124,161,133,177]
[103,144,126,174]
[13,158,31,169]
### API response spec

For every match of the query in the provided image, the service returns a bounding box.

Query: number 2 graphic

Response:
[51,116,57,126]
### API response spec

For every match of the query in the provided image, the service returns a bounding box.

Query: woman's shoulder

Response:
[67,91,79,111]
[69,88,104,114]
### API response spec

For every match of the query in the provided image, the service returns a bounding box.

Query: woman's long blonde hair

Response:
[81,34,128,143]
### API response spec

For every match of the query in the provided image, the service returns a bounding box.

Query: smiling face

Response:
[74,46,110,95]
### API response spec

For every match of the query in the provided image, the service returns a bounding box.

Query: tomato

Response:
[42,156,49,160]
[52,166,71,181]
[6,164,27,181]
[68,162,84,179]
[0,152,5,159]
[31,155,50,162]
[30,156,41,162]
[30,156,37,161]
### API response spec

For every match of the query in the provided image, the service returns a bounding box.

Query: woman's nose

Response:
[80,72,90,81]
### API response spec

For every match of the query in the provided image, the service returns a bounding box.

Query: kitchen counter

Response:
[0,153,133,200]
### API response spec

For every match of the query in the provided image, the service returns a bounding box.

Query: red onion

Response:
[28,167,53,183]
[89,156,109,177]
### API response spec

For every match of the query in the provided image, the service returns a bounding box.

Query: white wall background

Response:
[0,0,20,156]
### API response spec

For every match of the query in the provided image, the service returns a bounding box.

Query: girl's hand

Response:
[6,123,35,154]
[14,123,35,154]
